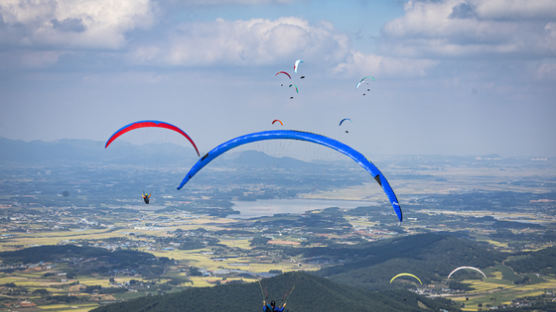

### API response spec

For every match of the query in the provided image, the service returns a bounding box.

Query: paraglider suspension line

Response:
[281,284,296,306]
[258,280,268,300]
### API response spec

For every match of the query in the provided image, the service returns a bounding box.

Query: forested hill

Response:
[0,245,172,278]
[92,272,459,312]
[310,232,504,288]
[506,246,556,275]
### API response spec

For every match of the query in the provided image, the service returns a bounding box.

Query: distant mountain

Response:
[0,137,196,166]
[2,137,552,169]
[0,138,321,169]
[92,271,459,312]
[303,232,504,289]
[223,150,317,170]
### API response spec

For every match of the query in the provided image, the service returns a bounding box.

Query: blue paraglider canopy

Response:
[339,118,351,126]
[177,130,402,222]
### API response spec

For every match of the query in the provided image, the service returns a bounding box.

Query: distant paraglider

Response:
[356,75,374,96]
[105,120,200,157]
[339,118,351,126]
[272,119,284,126]
[339,118,351,133]
[294,59,303,73]
[276,71,295,99]
[448,266,487,280]
[289,84,299,94]
[142,192,151,204]
[356,75,374,89]
[390,273,423,286]
[177,130,403,222]
[276,60,305,100]
[275,71,291,80]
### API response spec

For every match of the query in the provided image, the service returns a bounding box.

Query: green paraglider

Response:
[289,84,299,94]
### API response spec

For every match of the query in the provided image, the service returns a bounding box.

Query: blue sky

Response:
[1,0,555,157]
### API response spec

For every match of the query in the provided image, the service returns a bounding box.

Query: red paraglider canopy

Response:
[272,119,284,126]
[105,120,200,157]
[274,71,291,79]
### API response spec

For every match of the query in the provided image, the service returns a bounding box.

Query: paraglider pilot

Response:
[142,192,151,204]
[263,300,285,312]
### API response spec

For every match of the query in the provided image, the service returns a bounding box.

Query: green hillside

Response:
[310,232,504,288]
[92,272,459,312]
[506,246,556,275]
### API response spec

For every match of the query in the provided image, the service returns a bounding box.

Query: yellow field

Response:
[146,246,315,275]
[464,278,556,293]
[515,279,556,291]
[37,303,99,311]
[490,271,503,280]
[185,276,263,288]
[465,280,513,292]
[2,279,59,287]
[0,276,24,284]
[484,240,509,248]
[0,230,129,250]
[344,216,379,228]
[0,215,241,252]
[521,243,555,252]
[43,287,67,294]
[146,248,210,262]
[187,276,213,287]
[218,239,252,249]
[75,276,148,288]
[448,277,556,311]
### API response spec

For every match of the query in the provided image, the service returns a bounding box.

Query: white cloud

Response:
[474,0,556,20]
[169,0,291,4]
[130,17,349,66]
[382,0,556,58]
[333,51,437,78]
[0,0,155,49]
[129,16,441,79]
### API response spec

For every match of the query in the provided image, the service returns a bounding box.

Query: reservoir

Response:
[230,198,375,219]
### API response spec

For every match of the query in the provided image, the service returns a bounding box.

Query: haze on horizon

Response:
[1,0,555,157]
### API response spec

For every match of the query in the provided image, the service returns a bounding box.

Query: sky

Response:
[1,0,555,157]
